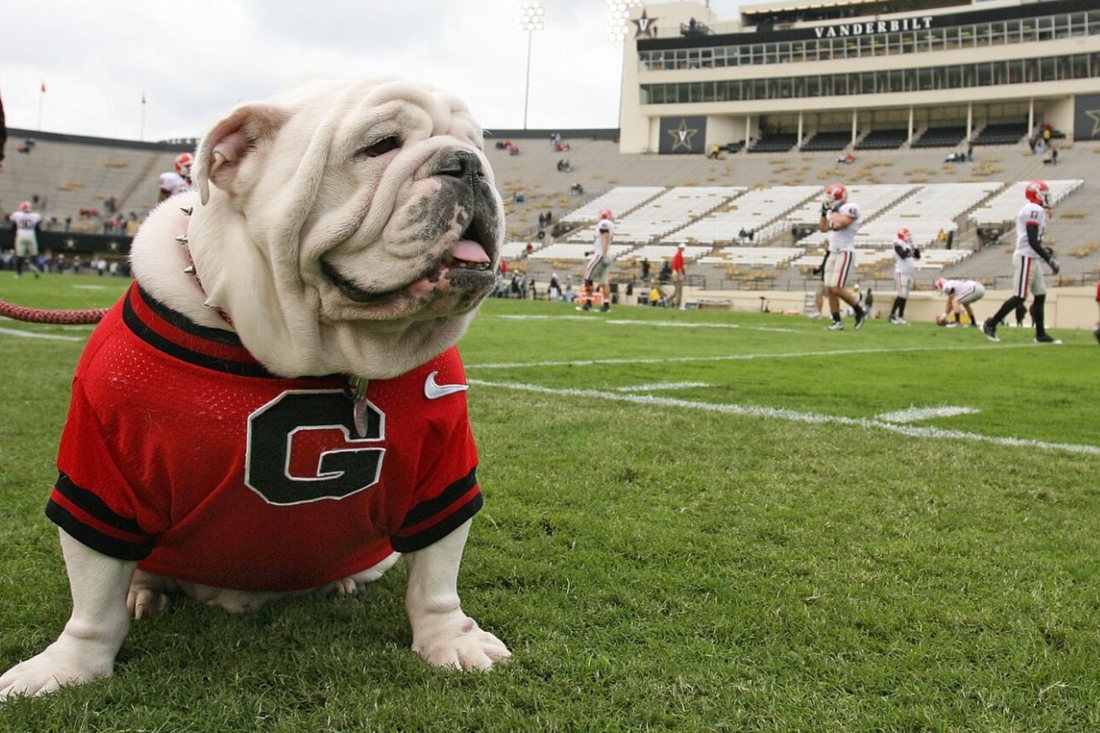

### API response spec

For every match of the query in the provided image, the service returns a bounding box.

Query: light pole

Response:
[605,1,645,128]
[517,1,545,129]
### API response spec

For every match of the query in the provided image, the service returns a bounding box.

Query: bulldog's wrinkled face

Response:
[297,92,503,324]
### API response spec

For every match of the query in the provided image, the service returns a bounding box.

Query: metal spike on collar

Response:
[179,206,193,216]
[175,234,189,245]
[183,265,196,275]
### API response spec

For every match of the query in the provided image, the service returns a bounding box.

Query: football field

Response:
[2,274,1099,731]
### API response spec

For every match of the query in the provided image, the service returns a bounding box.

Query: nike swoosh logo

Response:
[424,371,469,400]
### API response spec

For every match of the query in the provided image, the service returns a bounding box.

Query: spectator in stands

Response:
[505,140,519,156]
[551,132,560,149]
[707,144,721,160]
[671,243,687,309]
[659,261,671,282]
[549,272,562,301]
[513,191,525,203]
[0,85,6,173]
[936,228,947,246]
[570,183,585,195]
[967,144,974,162]
[641,257,650,281]
[556,159,572,172]
[1044,148,1059,166]
[649,286,662,307]
[64,215,72,232]
[525,243,534,257]
[946,230,954,249]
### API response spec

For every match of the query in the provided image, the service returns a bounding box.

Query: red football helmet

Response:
[824,183,848,209]
[934,277,946,291]
[897,227,913,246]
[598,208,613,221]
[1025,180,1051,208]
[19,201,32,212]
[175,152,194,177]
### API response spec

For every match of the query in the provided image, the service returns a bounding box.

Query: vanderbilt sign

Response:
[659,117,706,155]
[815,16,932,38]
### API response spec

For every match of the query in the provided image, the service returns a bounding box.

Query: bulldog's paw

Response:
[412,616,511,671]
[127,569,174,620]
[0,639,112,700]
[322,553,401,596]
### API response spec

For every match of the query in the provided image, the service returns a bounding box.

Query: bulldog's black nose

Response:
[434,149,484,180]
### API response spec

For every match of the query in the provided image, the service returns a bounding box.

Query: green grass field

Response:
[2,274,1099,732]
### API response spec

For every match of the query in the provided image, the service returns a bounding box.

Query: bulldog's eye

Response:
[360,136,399,158]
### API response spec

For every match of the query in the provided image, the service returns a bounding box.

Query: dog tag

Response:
[344,376,370,438]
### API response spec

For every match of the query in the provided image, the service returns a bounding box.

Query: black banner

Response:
[659,116,707,155]
[0,228,132,256]
[1074,94,1100,141]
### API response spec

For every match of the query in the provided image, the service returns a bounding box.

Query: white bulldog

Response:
[0,77,510,700]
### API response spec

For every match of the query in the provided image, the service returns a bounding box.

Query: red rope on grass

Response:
[0,300,109,325]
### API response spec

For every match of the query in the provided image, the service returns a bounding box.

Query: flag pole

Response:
[140,93,146,141]
[37,82,45,131]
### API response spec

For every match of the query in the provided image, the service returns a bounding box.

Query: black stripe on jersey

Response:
[392,492,483,553]
[137,286,246,347]
[55,471,143,535]
[400,467,478,529]
[46,500,154,561]
[122,292,278,378]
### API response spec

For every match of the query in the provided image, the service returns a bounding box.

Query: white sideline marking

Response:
[468,343,1037,370]
[615,381,712,393]
[469,379,1100,457]
[0,316,94,331]
[0,326,84,342]
[877,406,981,424]
[492,315,796,333]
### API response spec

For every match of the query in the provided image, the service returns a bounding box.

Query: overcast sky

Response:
[1,0,742,141]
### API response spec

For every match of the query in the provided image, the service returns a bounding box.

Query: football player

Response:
[888,227,920,324]
[8,201,43,278]
[1094,277,1099,345]
[158,152,194,202]
[818,184,866,331]
[578,209,614,313]
[982,180,1061,344]
[935,277,985,328]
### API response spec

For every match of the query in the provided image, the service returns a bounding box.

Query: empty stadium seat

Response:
[799,131,850,152]
[912,126,967,149]
[856,129,907,151]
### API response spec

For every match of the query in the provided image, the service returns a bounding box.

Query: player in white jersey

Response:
[158,152,194,202]
[982,180,1062,344]
[8,201,43,278]
[817,183,866,331]
[935,277,985,327]
[578,209,613,313]
[888,227,920,324]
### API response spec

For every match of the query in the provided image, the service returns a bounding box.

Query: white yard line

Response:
[491,315,796,333]
[0,326,84,342]
[0,316,95,331]
[468,379,1100,457]
[615,381,712,392]
[71,285,108,290]
[467,343,1037,370]
[877,406,981,424]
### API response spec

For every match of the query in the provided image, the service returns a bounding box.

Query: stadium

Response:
[1,0,1099,729]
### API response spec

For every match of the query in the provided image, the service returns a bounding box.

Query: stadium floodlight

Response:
[605,0,645,42]
[517,0,546,130]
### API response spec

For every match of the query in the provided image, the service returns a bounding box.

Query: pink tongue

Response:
[452,239,490,264]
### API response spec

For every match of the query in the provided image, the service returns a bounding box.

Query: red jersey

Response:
[1095,279,1100,302]
[47,285,481,591]
[672,250,685,273]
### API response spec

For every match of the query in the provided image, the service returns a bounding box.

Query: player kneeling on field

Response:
[935,277,984,328]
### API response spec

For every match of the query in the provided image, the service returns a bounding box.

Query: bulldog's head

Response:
[169,78,503,379]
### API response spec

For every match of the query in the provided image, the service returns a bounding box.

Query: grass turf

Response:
[1,274,1099,731]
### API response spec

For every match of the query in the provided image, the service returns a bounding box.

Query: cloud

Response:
[1,0,746,140]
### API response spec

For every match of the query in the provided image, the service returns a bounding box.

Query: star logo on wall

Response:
[633,10,657,39]
[668,119,698,151]
[64,239,76,249]
[1086,106,1100,137]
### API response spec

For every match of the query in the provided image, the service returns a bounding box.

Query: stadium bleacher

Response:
[749,132,798,154]
[969,179,1083,225]
[972,122,1028,147]
[568,187,743,245]
[911,125,967,149]
[855,129,907,151]
[799,131,850,152]
[560,186,664,224]
[666,185,820,245]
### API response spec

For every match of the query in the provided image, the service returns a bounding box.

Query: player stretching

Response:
[936,278,985,328]
[819,184,866,331]
[888,227,919,324]
[578,208,613,313]
[9,201,43,278]
[158,152,194,202]
[982,180,1061,344]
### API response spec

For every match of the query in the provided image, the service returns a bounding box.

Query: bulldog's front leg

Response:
[0,531,135,700]
[405,519,510,671]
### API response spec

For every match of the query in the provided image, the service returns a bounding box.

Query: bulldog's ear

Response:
[195,103,291,206]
